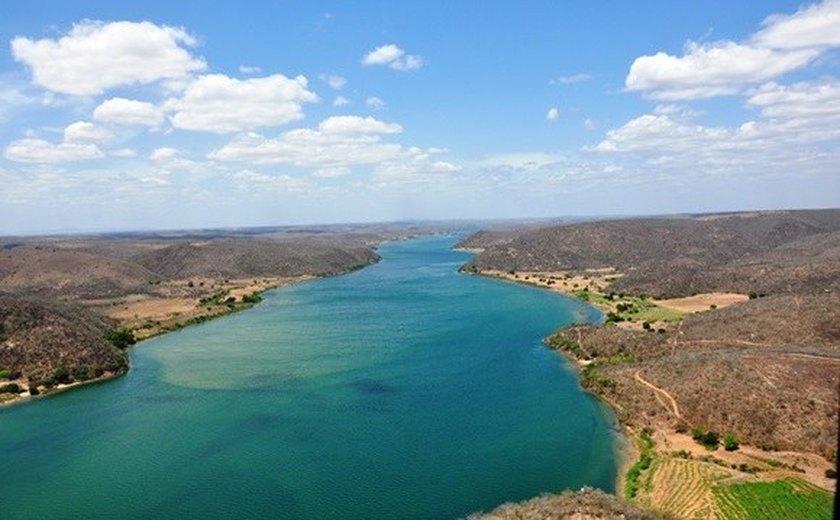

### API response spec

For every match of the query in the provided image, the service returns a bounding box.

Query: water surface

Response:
[0,235,615,519]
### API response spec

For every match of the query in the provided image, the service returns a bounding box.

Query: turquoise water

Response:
[0,235,616,519]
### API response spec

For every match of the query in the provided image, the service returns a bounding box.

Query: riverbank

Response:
[468,267,837,518]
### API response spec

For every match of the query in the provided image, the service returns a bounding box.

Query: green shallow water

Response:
[0,234,617,519]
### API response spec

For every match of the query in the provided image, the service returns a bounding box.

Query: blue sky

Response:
[1,1,838,234]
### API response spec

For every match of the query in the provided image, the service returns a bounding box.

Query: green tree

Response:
[106,328,136,349]
[723,433,740,451]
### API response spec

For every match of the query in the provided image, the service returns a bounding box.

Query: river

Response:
[0,234,617,519]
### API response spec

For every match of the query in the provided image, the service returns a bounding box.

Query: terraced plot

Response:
[713,478,833,520]
[642,456,733,519]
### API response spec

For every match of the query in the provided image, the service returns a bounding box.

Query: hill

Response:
[461,209,840,298]
[0,297,128,401]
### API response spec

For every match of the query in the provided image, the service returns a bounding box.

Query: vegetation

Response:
[0,383,21,393]
[713,478,833,519]
[691,428,720,450]
[241,292,263,304]
[644,456,731,518]
[625,430,654,499]
[105,328,137,349]
[722,433,739,451]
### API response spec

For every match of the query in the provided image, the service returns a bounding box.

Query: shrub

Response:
[723,433,740,451]
[0,369,10,379]
[52,365,72,385]
[106,328,136,349]
[826,468,837,479]
[0,383,21,393]
[700,431,720,450]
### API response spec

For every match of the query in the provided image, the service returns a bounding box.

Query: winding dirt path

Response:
[634,370,684,421]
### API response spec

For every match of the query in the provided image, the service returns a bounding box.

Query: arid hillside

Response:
[461,209,840,298]
[466,488,666,519]
[0,297,128,400]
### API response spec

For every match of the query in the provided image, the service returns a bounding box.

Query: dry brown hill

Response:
[131,238,378,280]
[0,297,128,396]
[462,209,840,298]
[466,488,666,519]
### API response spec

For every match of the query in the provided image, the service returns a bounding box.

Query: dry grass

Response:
[653,294,748,313]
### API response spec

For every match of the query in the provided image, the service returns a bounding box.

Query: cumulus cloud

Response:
[208,116,455,175]
[318,115,402,135]
[746,80,840,119]
[362,44,423,71]
[167,73,318,132]
[63,121,111,143]
[93,97,165,126]
[4,138,103,163]
[366,96,385,109]
[592,76,840,176]
[4,120,114,162]
[625,0,840,100]
[754,0,840,49]
[333,95,350,107]
[150,146,207,173]
[11,20,206,96]
[546,107,559,121]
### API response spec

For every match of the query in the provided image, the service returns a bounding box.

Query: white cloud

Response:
[93,97,165,126]
[551,73,591,85]
[333,95,350,107]
[312,166,351,178]
[546,107,559,121]
[754,0,840,50]
[209,116,451,174]
[591,76,840,174]
[362,44,423,71]
[626,42,817,100]
[584,118,597,130]
[239,65,262,74]
[63,121,111,143]
[167,73,318,133]
[150,146,207,173]
[318,115,402,135]
[4,138,104,163]
[319,73,347,90]
[366,96,385,109]
[11,21,206,96]
[625,0,840,100]
[229,169,312,192]
[111,148,137,158]
[746,80,840,119]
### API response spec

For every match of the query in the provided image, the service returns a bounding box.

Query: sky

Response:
[1,0,839,234]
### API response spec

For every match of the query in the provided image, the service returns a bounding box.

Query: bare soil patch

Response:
[654,293,748,313]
